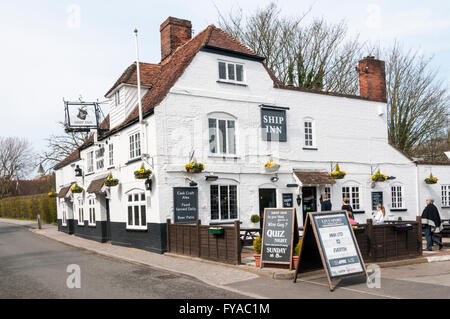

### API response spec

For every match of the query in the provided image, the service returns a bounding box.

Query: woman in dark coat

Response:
[421,198,443,251]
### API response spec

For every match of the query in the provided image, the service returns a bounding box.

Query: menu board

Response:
[312,212,364,278]
[371,191,383,211]
[282,193,293,208]
[261,208,297,266]
[173,187,198,224]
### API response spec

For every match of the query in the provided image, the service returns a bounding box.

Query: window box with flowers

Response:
[371,170,386,182]
[424,173,438,185]
[48,189,57,198]
[331,163,346,179]
[185,160,205,173]
[264,159,280,173]
[134,163,152,179]
[71,184,84,194]
[104,173,119,187]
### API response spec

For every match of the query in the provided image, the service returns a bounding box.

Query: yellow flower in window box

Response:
[134,163,152,179]
[331,163,346,179]
[371,169,387,182]
[185,159,205,173]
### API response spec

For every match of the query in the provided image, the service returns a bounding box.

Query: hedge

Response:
[0,194,57,224]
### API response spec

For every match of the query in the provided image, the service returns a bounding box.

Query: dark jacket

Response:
[422,203,443,233]
[321,199,332,211]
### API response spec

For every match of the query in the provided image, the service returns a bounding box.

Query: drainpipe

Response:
[414,161,420,216]
[134,29,147,158]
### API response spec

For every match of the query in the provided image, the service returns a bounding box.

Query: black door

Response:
[259,189,277,229]
[105,198,111,241]
[302,187,317,224]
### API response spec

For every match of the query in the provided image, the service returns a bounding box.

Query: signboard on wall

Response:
[261,107,287,142]
[173,187,198,224]
[282,193,293,208]
[371,191,383,211]
[261,208,298,269]
[293,211,366,291]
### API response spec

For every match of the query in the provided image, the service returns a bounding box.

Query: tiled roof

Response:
[293,170,336,185]
[57,186,71,198]
[86,177,106,194]
[105,63,161,97]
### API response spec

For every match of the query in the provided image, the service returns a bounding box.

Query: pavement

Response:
[2,218,450,299]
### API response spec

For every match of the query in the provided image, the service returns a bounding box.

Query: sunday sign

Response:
[261,107,287,142]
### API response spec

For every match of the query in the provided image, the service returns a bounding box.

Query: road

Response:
[1,222,450,299]
[0,223,245,298]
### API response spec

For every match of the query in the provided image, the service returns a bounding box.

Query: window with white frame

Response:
[210,185,238,220]
[114,89,120,106]
[87,151,94,173]
[127,192,147,229]
[442,185,450,207]
[129,132,141,160]
[324,187,331,201]
[62,201,67,226]
[108,143,114,167]
[208,117,236,155]
[218,61,244,83]
[304,119,315,147]
[88,198,96,226]
[391,185,405,209]
[77,198,84,225]
[96,147,105,170]
[342,186,361,210]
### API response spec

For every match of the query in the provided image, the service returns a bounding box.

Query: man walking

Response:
[321,193,332,211]
[421,198,443,251]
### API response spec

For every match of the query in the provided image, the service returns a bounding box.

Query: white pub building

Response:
[55,17,450,253]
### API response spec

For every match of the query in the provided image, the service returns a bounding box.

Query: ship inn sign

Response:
[260,105,287,142]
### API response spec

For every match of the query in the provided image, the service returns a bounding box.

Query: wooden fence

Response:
[354,216,422,262]
[166,219,241,265]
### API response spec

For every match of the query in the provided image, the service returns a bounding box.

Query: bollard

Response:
[37,214,42,229]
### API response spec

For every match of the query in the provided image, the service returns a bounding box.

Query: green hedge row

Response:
[0,194,57,224]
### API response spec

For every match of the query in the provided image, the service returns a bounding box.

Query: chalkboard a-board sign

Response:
[293,211,367,291]
[371,191,383,211]
[173,187,198,224]
[282,193,293,208]
[261,208,298,269]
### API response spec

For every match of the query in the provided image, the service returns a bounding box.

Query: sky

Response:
[1,0,449,167]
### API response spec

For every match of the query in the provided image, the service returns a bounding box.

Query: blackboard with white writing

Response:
[261,108,287,142]
[261,208,297,265]
[173,187,198,224]
[282,193,293,208]
[371,191,383,211]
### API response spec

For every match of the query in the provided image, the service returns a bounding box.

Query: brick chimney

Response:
[160,17,192,61]
[358,56,387,103]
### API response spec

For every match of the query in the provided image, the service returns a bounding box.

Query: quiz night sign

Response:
[261,108,287,142]
[173,187,198,224]
[313,213,364,278]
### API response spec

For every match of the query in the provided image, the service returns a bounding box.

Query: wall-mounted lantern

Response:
[205,175,218,182]
[270,174,279,183]
[145,178,152,191]
[386,176,396,180]
[74,165,82,177]
[296,195,302,206]
[189,181,198,187]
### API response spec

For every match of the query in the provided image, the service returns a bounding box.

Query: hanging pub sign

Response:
[261,107,287,142]
[173,187,198,224]
[293,211,367,291]
[64,101,100,132]
[261,208,298,269]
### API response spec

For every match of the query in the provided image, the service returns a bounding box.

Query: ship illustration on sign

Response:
[77,106,88,120]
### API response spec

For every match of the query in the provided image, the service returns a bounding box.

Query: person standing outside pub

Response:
[342,197,356,225]
[321,193,332,211]
[422,198,443,251]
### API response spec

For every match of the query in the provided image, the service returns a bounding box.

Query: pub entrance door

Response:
[302,186,317,224]
[259,189,277,229]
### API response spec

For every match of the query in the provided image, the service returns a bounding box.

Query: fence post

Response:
[234,220,241,265]
[166,219,171,253]
[197,219,201,258]
[416,215,423,256]
[366,219,373,261]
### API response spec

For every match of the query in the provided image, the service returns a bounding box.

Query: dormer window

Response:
[114,89,121,106]
[218,61,244,83]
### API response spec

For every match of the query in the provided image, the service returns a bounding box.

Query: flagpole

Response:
[134,28,143,123]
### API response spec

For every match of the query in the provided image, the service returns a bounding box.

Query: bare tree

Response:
[384,44,450,156]
[0,137,35,198]
[217,2,363,94]
[39,121,90,172]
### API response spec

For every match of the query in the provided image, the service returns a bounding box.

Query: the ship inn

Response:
[55,17,450,254]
